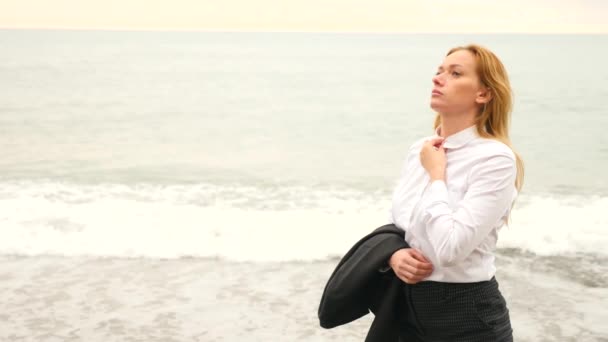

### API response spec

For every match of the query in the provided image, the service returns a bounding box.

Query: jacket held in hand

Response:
[318,224,410,342]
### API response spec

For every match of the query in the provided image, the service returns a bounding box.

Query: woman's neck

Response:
[438,113,476,138]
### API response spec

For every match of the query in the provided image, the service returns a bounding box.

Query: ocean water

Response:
[1,30,607,341]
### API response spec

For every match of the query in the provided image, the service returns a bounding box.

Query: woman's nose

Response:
[432,74,443,86]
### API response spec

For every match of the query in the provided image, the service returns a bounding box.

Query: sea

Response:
[1,29,607,341]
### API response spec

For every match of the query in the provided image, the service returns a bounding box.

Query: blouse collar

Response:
[434,124,479,149]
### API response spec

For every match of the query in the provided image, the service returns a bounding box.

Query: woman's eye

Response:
[452,71,461,77]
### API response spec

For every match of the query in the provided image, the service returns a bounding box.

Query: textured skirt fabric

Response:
[398,277,513,342]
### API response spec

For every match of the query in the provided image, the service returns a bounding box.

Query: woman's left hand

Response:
[420,137,447,181]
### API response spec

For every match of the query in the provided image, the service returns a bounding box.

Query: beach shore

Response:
[1,253,606,342]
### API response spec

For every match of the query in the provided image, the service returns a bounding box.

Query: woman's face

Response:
[430,49,487,115]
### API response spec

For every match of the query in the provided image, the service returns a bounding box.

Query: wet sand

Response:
[1,253,607,341]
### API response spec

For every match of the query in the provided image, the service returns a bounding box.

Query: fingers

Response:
[426,137,445,147]
[409,248,432,264]
[421,141,445,156]
[397,272,419,284]
[393,249,434,284]
[396,268,427,284]
[398,258,433,277]
[405,249,433,270]
[420,140,447,180]
[396,270,429,284]
[400,262,432,278]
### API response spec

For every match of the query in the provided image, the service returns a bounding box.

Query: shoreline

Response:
[1,254,607,341]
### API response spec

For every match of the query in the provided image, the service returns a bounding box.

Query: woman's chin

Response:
[430,100,444,112]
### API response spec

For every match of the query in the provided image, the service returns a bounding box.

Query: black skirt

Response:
[398,277,513,342]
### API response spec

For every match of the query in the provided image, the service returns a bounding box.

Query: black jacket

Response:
[318,224,410,342]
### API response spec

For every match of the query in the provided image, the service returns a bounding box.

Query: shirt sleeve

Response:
[409,154,516,266]
[388,149,413,226]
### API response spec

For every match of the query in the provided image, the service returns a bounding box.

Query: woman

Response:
[388,44,524,341]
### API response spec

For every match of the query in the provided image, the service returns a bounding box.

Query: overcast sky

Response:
[1,0,607,33]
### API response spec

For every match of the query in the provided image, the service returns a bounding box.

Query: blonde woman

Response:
[388,45,524,341]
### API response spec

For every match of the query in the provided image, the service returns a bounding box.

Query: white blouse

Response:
[389,125,517,283]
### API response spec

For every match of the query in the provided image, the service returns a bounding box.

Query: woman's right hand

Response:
[389,248,434,284]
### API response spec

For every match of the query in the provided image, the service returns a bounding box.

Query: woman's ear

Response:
[476,87,493,104]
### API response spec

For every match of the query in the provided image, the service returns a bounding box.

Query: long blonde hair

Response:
[433,44,524,193]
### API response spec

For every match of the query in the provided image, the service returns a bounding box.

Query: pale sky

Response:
[1,0,607,33]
